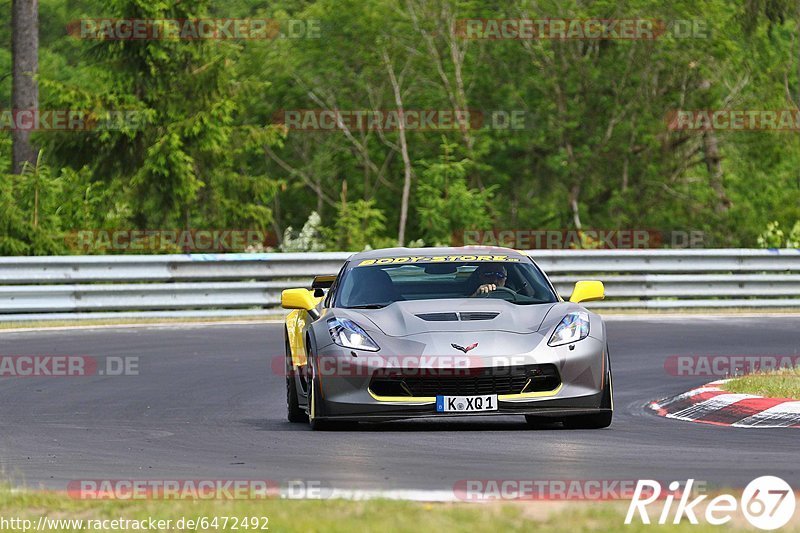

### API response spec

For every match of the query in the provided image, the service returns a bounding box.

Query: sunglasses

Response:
[480,271,507,280]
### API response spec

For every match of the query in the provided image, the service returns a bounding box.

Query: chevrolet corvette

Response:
[280,247,612,430]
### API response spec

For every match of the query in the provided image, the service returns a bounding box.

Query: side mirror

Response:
[569,280,605,303]
[281,288,320,311]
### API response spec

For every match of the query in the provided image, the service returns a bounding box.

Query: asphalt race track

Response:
[1,317,798,494]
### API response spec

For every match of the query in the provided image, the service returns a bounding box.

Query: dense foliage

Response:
[1,0,800,253]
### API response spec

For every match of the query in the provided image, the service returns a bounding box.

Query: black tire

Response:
[286,373,307,423]
[285,331,307,423]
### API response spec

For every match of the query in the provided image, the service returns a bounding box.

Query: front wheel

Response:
[286,373,307,423]
[285,332,307,423]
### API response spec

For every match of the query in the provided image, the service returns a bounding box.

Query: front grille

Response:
[369,364,560,397]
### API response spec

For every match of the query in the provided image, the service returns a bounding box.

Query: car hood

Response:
[337,299,558,337]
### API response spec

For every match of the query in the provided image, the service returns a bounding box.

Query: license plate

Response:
[436,394,498,412]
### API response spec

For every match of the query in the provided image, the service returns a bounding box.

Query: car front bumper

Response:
[309,334,608,421]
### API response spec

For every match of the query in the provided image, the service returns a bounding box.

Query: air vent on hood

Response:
[415,312,459,321]
[415,312,499,322]
[459,312,500,321]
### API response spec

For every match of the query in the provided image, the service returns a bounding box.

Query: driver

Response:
[470,264,508,297]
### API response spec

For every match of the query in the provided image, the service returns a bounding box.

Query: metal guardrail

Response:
[0,249,798,321]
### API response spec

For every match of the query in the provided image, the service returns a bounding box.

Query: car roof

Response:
[347,246,526,262]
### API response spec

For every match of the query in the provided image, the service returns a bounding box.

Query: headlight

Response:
[328,318,380,351]
[548,311,590,346]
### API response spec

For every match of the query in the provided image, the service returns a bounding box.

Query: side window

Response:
[324,262,348,308]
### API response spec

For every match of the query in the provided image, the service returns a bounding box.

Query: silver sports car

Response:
[281,246,612,430]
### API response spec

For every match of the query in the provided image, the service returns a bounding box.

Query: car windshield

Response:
[335,258,557,308]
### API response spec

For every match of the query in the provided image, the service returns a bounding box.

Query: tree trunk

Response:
[568,183,582,231]
[702,129,731,212]
[383,50,413,246]
[11,0,39,174]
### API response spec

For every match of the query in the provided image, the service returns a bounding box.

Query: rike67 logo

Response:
[626,477,795,530]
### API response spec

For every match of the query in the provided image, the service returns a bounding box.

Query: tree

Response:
[11,0,38,173]
[416,140,494,245]
[2,0,800,254]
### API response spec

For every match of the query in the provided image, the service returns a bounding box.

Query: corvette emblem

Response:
[451,342,478,353]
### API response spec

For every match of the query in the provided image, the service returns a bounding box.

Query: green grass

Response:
[722,366,800,399]
[1,487,797,532]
